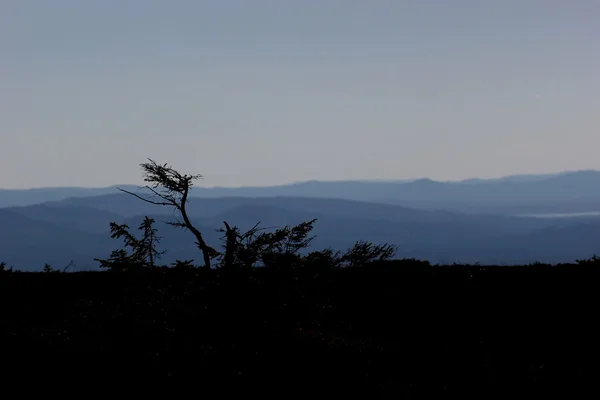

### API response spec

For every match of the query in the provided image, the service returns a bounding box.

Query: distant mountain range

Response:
[0,185,139,208]
[2,170,600,215]
[1,170,599,270]
[1,195,599,270]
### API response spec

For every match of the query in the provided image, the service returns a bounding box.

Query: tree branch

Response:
[166,220,187,229]
[118,188,173,206]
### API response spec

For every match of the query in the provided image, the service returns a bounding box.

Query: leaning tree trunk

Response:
[180,189,212,269]
[189,225,211,269]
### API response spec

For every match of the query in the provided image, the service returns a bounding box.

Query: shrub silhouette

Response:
[0,261,13,273]
[95,248,141,271]
[576,254,600,265]
[215,219,318,269]
[339,240,398,267]
[301,242,398,269]
[170,259,196,269]
[42,263,56,273]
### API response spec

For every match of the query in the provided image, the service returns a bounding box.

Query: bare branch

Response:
[166,220,187,229]
[118,188,172,206]
[144,185,177,203]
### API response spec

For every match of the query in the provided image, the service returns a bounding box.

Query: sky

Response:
[1,0,599,189]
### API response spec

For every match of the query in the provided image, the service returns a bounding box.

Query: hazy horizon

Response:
[2,1,599,189]
[1,168,598,191]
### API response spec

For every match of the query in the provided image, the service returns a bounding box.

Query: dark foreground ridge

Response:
[2,260,600,396]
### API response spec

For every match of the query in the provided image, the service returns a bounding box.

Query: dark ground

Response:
[1,261,599,397]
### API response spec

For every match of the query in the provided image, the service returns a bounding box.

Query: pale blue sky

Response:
[1,0,599,188]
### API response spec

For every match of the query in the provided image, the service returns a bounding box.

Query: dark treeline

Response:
[2,260,600,396]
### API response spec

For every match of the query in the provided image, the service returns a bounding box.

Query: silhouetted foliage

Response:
[214,218,318,269]
[576,254,600,265]
[42,263,57,273]
[94,217,165,271]
[170,259,196,269]
[135,216,164,268]
[302,248,344,271]
[339,240,398,267]
[0,261,13,273]
[216,221,272,269]
[118,159,217,269]
[94,248,141,271]
[288,240,398,270]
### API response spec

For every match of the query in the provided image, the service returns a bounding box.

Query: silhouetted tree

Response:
[95,217,165,270]
[136,217,164,268]
[42,263,55,273]
[118,159,217,269]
